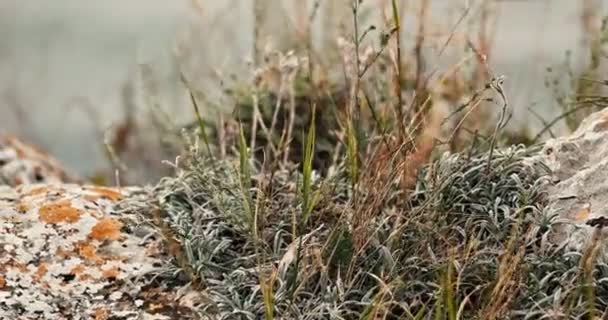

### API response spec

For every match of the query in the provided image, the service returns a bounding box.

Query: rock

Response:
[540,108,608,253]
[0,184,203,319]
[0,134,76,186]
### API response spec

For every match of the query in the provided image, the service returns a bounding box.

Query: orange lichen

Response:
[16,202,29,213]
[33,263,48,281]
[55,247,73,259]
[39,200,81,224]
[85,186,123,201]
[93,307,110,320]
[149,303,164,312]
[89,218,123,241]
[77,243,101,264]
[7,259,28,272]
[574,204,591,221]
[101,266,120,279]
[70,264,92,280]
[71,265,86,275]
[0,275,5,288]
[79,273,93,281]
[24,186,53,197]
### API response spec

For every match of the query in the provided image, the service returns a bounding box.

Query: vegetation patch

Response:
[136,140,608,319]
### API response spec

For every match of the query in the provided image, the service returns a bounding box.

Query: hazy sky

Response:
[0,0,605,174]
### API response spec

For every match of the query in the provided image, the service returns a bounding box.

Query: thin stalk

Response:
[391,0,406,138]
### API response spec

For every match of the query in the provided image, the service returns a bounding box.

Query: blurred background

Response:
[0,0,606,181]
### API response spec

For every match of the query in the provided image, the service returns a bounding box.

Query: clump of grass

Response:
[110,2,608,319]
[226,81,346,174]
[128,136,608,319]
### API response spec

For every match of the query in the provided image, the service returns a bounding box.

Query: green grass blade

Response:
[237,123,255,230]
[301,104,317,225]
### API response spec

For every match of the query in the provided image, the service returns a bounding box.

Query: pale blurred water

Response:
[0,0,606,175]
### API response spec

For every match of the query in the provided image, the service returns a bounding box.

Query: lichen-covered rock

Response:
[0,135,75,186]
[540,107,608,253]
[0,184,203,319]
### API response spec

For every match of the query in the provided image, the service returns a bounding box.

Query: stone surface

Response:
[0,184,202,319]
[540,107,608,253]
[0,135,206,318]
[0,134,76,186]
